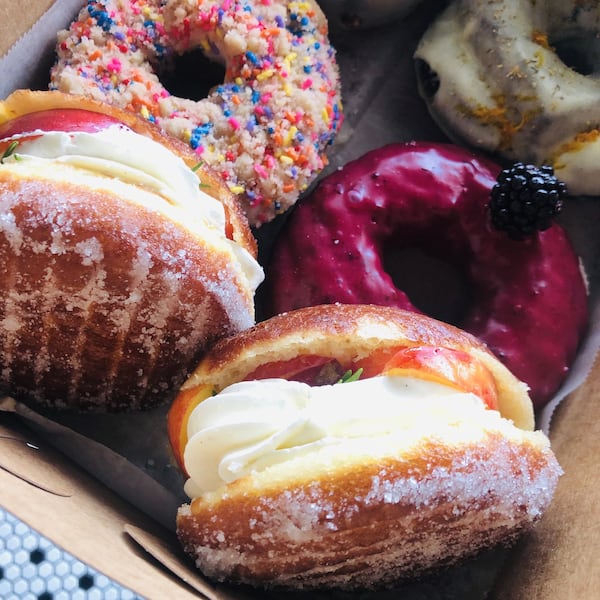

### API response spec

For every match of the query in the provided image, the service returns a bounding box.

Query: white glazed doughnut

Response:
[50,0,343,226]
[414,0,600,196]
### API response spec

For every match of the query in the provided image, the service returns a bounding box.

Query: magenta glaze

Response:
[265,142,589,409]
[0,109,121,140]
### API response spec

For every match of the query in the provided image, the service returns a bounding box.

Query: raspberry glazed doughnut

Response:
[50,0,343,226]
[414,0,600,197]
[264,142,588,409]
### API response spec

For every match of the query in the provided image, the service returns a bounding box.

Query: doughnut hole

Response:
[159,49,226,101]
[382,245,471,326]
[341,13,364,29]
[551,32,600,76]
[414,58,440,100]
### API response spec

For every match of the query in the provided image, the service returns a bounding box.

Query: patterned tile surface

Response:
[0,508,140,600]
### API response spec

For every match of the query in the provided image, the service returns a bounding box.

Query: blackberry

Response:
[489,162,567,240]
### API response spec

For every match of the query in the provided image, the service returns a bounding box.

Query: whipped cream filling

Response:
[183,376,496,498]
[1,125,264,293]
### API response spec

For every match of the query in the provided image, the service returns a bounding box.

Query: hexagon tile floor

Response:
[0,507,141,599]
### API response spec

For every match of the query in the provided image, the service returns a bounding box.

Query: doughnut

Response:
[263,142,588,409]
[414,0,600,197]
[319,0,423,30]
[167,304,561,590]
[49,0,344,226]
[0,89,263,411]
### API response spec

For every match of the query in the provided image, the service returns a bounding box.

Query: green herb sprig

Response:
[191,160,212,189]
[1,141,19,164]
[337,368,363,384]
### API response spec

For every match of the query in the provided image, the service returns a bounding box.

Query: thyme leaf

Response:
[191,160,212,188]
[337,368,363,384]
[1,141,19,164]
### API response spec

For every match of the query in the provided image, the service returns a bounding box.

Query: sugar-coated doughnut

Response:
[414,0,600,196]
[168,304,561,590]
[50,0,344,226]
[264,142,588,409]
[0,90,263,411]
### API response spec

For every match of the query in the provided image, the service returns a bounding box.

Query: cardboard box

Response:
[1,1,600,598]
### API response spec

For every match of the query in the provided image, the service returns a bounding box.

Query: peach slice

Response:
[0,108,121,140]
[379,346,499,410]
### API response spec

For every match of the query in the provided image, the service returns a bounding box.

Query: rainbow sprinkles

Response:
[50,0,343,226]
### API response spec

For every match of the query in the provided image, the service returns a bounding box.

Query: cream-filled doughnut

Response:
[50,0,344,226]
[168,304,561,590]
[414,0,600,196]
[0,90,263,411]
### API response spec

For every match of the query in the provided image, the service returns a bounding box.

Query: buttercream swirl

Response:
[183,376,492,498]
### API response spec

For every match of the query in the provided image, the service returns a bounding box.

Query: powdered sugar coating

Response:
[50,0,343,226]
[177,414,561,589]
[0,161,257,410]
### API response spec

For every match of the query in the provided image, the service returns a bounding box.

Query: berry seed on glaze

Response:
[50,0,343,226]
[264,142,589,409]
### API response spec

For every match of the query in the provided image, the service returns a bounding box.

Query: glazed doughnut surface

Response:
[265,142,588,408]
[415,0,600,196]
[50,0,343,226]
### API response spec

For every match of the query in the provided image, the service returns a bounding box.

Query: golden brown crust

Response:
[177,429,561,590]
[0,90,260,410]
[0,89,257,257]
[182,304,534,430]
[0,171,255,410]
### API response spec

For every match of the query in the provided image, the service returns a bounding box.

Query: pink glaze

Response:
[265,142,589,409]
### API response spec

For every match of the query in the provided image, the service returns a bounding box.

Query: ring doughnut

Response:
[263,142,588,409]
[414,0,600,196]
[50,0,343,226]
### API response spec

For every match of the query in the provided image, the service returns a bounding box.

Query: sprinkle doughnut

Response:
[414,0,600,197]
[263,142,589,409]
[50,0,343,226]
